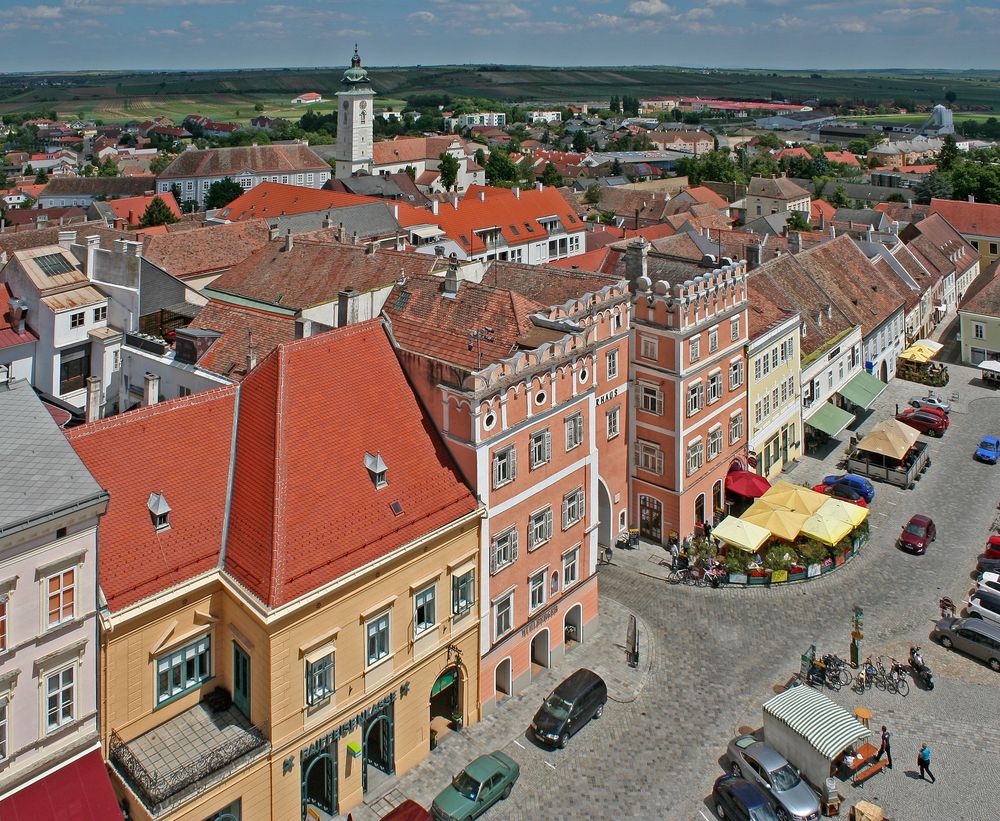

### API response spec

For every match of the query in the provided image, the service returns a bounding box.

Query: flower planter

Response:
[748,573,770,586]
[727,573,748,585]
[807,563,823,578]
[771,569,789,584]
[787,570,807,582]
[834,554,846,567]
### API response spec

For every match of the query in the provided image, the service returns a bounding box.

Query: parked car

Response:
[932,616,1000,671]
[966,589,1000,627]
[383,800,433,821]
[908,394,951,414]
[975,436,1000,464]
[896,514,936,555]
[977,556,1000,574]
[821,473,875,503]
[726,736,821,821]
[985,535,1000,560]
[975,571,1000,597]
[529,668,607,749]
[895,408,948,437]
[431,751,520,821]
[812,482,867,507]
[712,774,780,821]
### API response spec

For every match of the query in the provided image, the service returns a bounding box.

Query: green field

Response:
[1,65,998,123]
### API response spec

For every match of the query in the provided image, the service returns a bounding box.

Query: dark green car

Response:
[430,750,520,821]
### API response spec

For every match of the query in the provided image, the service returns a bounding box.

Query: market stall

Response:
[712,516,771,553]
[760,481,829,516]
[741,500,808,542]
[897,338,948,386]
[980,359,1000,387]
[846,417,929,489]
[762,685,871,792]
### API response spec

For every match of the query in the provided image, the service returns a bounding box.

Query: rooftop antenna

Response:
[468,326,495,370]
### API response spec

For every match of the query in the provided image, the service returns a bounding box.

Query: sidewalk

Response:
[348,594,652,819]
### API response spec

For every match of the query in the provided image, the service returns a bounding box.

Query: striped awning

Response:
[763,685,871,759]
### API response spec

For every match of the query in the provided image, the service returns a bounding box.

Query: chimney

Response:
[791,232,802,253]
[352,231,359,245]
[431,200,439,216]
[85,376,102,424]
[746,243,761,270]
[268,223,279,240]
[818,210,825,230]
[143,372,160,407]
[7,296,27,334]
[828,225,836,238]
[365,241,376,255]
[337,289,354,327]
[450,193,459,209]
[85,234,100,273]
[512,187,520,200]
[906,198,913,209]
[246,329,257,373]
[443,256,460,297]
[866,228,873,242]
[624,238,649,291]
[968,194,975,203]
[535,181,543,192]
[322,212,333,228]
[478,190,486,202]
[391,203,399,220]
[816,309,824,329]
[295,317,313,339]
[825,303,832,320]
[57,230,76,250]
[284,229,293,251]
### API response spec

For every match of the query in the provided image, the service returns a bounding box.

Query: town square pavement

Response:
[351,364,1000,820]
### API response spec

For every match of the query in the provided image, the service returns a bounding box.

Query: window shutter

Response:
[489,540,498,575]
[545,508,553,540]
[655,389,664,415]
[576,488,585,517]
[655,449,663,475]
[492,455,500,488]
[452,574,460,611]
[544,430,552,461]
[509,447,517,480]
[562,496,570,529]
[511,531,519,564]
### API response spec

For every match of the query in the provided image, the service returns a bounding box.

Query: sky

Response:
[1,0,997,72]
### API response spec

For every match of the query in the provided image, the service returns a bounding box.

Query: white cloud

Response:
[706,0,744,5]
[0,5,63,19]
[407,11,434,24]
[627,0,672,14]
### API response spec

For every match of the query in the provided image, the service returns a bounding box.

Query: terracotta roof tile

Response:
[216,182,379,222]
[39,177,156,198]
[930,198,1000,239]
[481,260,620,306]
[158,144,329,180]
[747,176,811,201]
[224,321,476,607]
[142,219,271,279]
[192,300,299,379]
[106,193,182,227]
[372,136,464,166]
[963,260,1000,316]
[66,386,239,611]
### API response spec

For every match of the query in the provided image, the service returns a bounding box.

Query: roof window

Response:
[147,492,171,532]
[35,252,75,277]
[365,452,388,489]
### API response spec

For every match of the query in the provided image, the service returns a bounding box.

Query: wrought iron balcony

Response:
[109,701,269,817]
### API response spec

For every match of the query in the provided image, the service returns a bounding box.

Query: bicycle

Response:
[887,659,910,697]
[665,565,697,585]
[821,654,852,689]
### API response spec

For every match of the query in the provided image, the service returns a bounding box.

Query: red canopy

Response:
[0,748,121,820]
[725,469,771,498]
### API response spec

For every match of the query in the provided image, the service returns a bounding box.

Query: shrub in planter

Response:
[798,540,827,567]
[764,545,796,573]
[725,550,751,575]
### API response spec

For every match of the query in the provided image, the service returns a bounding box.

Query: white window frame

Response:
[974,322,985,340]
[0,696,6,761]
[686,439,704,476]
[45,664,75,734]
[729,359,744,390]
[708,426,723,461]
[606,405,620,439]
[707,371,722,404]
[729,411,744,444]
[562,547,580,589]
[46,568,75,629]
[687,382,704,416]
[305,653,335,706]
[490,527,518,574]
[529,570,547,612]
[565,413,584,451]
[69,312,85,329]
[452,569,475,615]
[639,383,664,415]
[156,634,211,705]
[529,429,552,469]
[492,445,517,488]
[640,335,658,360]
[528,506,554,550]
[708,326,718,353]
[562,487,585,529]
[606,349,619,379]
[366,612,390,667]
[636,440,664,474]
[731,316,740,341]
[414,585,436,635]
[0,597,6,654]
[754,357,762,381]
[689,336,700,362]
[493,591,514,639]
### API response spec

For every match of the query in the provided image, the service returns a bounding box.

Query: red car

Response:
[984,536,1000,560]
[812,482,868,507]
[897,514,936,554]
[896,408,948,437]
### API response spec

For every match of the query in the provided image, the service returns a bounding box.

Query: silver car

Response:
[933,616,1000,671]
[726,736,821,821]
[909,394,951,414]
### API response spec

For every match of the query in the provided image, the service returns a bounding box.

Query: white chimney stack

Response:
[513,187,521,200]
[58,230,76,250]
[85,376,102,423]
[431,200,439,216]
[143,372,160,407]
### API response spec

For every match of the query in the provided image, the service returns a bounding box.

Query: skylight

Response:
[35,253,75,277]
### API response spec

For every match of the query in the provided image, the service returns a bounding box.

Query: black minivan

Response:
[529,668,607,749]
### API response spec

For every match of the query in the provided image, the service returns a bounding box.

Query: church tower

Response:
[334,46,375,180]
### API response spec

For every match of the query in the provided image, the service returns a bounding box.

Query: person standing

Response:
[876,725,892,769]
[917,744,935,782]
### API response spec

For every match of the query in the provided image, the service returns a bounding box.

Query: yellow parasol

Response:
[713,516,771,553]
[898,339,942,364]
[741,499,809,542]
[817,497,869,528]
[801,508,854,546]
[761,480,829,515]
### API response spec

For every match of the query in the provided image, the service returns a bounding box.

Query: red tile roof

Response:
[930,197,1000,239]
[158,144,329,180]
[963,261,1000,317]
[810,198,836,224]
[372,136,464,166]
[192,299,298,379]
[0,283,38,350]
[224,320,476,607]
[823,150,861,167]
[681,185,729,210]
[66,386,239,611]
[142,219,272,279]
[215,182,378,221]
[106,192,182,227]
[774,147,812,161]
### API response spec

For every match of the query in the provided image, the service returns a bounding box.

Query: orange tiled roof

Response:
[142,219,271,279]
[106,192,182,227]
[824,150,861,167]
[216,182,378,221]
[191,300,298,379]
[372,136,463,166]
[930,197,1000,240]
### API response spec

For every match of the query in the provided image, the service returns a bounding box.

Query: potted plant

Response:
[450,708,463,730]
[724,549,750,585]
[764,545,795,584]
[798,540,826,578]
[430,729,438,750]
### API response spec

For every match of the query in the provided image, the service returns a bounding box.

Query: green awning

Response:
[431,669,457,696]
[837,370,888,410]
[806,401,855,437]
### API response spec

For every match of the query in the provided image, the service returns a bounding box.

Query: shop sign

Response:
[807,563,822,578]
[301,690,397,758]
[519,603,558,638]
[596,386,622,406]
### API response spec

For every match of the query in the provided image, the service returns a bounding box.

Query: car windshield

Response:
[982,440,997,450]
[542,693,573,720]
[769,763,801,791]
[750,804,781,821]
[451,770,481,801]
[904,522,926,537]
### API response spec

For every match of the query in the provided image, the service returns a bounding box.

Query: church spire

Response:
[342,45,370,86]
[351,44,361,69]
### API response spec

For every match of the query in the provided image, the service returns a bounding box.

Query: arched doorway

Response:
[429,666,463,742]
[639,495,662,542]
[362,706,394,794]
[694,493,706,528]
[712,480,723,521]
[530,629,550,679]
[597,479,612,549]
[301,751,337,819]
[494,658,512,701]
[880,359,888,382]
[564,604,583,649]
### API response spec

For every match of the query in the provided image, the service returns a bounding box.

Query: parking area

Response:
[350,364,1000,820]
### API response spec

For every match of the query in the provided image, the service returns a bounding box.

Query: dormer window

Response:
[365,452,388,489]
[147,492,171,532]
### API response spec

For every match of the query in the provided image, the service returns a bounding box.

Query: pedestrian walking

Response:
[875,725,893,769]
[917,743,935,782]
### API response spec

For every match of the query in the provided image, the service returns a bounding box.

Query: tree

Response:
[485,149,518,186]
[540,162,563,187]
[609,95,620,113]
[754,132,782,150]
[913,171,953,204]
[571,130,590,153]
[812,175,834,200]
[150,153,175,175]
[98,156,118,177]
[254,102,265,112]
[438,152,460,191]
[787,211,811,232]
[204,177,243,209]
[610,158,623,176]
[138,196,179,228]
[828,184,851,208]
[24,164,33,175]
[945,90,957,105]
[34,168,48,184]
[474,148,486,167]
[583,184,602,205]
[937,133,959,172]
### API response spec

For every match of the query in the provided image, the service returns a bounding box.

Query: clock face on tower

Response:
[360,100,367,110]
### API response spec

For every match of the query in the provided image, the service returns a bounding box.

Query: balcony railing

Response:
[109,702,269,817]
